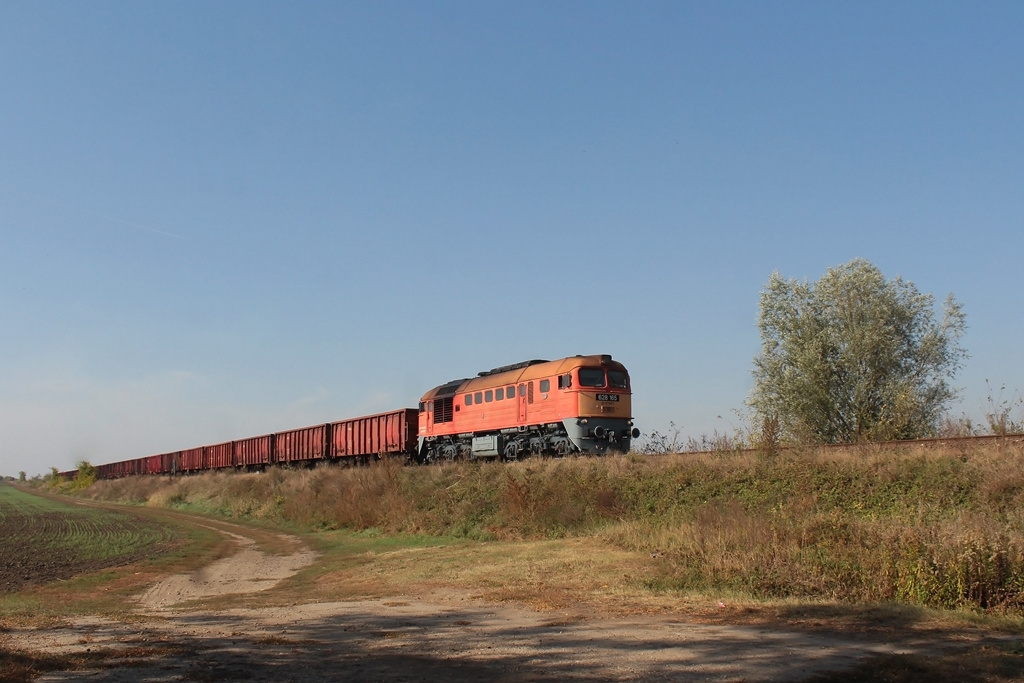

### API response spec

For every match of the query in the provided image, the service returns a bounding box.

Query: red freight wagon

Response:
[181,446,205,472]
[330,409,418,459]
[236,434,272,468]
[275,424,326,464]
[161,451,180,474]
[205,442,233,469]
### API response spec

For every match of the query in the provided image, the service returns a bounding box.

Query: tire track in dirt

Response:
[137,524,318,610]
[8,591,1002,683]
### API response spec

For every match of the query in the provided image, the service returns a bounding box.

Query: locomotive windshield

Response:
[578,368,606,387]
[608,370,629,389]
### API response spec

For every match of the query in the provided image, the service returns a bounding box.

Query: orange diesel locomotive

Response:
[417,354,639,462]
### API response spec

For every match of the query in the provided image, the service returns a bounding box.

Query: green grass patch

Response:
[0,486,227,624]
[0,485,175,571]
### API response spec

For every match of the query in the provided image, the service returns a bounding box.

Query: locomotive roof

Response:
[419,354,627,401]
[477,359,549,377]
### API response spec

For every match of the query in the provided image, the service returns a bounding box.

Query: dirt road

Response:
[2,517,1006,682]
[137,524,317,610]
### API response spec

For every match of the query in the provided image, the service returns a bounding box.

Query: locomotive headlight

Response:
[578,418,588,425]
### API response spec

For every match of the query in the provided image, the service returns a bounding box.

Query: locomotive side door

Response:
[424,401,433,436]
[518,384,527,423]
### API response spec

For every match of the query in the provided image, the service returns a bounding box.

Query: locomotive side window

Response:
[579,368,606,387]
[608,370,629,389]
[518,384,525,397]
[474,392,483,404]
[495,388,504,401]
[558,374,572,389]
[465,394,472,406]
[539,379,550,393]
[508,385,516,398]
[485,390,493,402]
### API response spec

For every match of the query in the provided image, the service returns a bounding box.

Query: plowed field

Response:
[0,486,176,592]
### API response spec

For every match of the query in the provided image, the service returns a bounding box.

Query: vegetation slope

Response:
[60,437,1024,616]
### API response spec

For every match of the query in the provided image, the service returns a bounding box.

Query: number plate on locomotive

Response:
[596,394,619,402]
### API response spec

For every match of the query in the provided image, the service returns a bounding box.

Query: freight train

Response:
[71,354,639,480]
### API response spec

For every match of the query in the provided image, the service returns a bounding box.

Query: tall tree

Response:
[748,259,967,444]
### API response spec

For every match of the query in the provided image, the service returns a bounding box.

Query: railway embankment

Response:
[63,437,1024,617]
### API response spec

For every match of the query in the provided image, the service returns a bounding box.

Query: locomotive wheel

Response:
[503,442,520,461]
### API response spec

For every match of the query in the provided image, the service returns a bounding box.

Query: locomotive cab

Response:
[560,355,640,455]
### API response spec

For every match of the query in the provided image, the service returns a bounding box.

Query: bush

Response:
[749,259,967,443]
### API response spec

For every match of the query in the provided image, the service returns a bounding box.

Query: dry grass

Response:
[76,438,1024,615]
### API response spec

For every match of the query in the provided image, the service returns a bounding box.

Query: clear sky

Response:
[2,2,1022,476]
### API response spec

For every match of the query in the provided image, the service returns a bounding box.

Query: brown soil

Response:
[0,509,171,594]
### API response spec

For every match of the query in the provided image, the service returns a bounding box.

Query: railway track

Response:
[665,431,1024,457]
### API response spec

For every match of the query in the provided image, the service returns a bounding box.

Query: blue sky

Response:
[2,2,1022,476]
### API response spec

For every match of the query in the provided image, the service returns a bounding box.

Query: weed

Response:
[635,421,687,454]
[985,380,1024,436]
